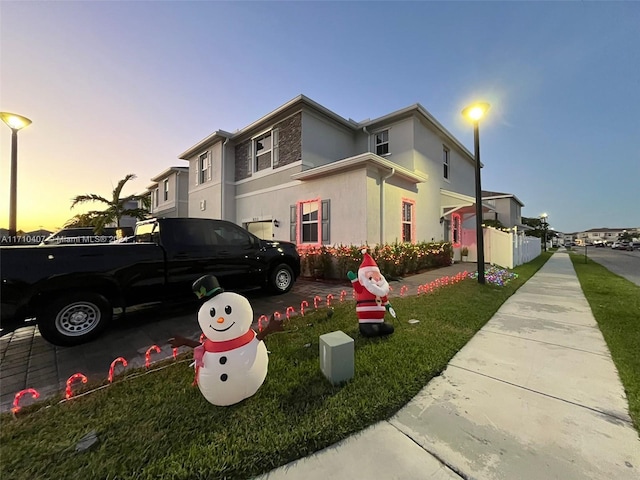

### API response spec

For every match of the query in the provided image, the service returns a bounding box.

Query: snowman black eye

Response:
[225,305,232,314]
[209,307,216,317]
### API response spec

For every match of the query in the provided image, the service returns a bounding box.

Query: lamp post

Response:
[540,213,548,252]
[462,102,490,284]
[1,112,32,239]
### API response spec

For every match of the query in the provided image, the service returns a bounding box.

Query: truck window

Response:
[213,223,253,248]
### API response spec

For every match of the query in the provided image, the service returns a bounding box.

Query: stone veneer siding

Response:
[274,112,301,169]
[234,111,302,181]
[234,140,251,181]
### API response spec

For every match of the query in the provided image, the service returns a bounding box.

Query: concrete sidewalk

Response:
[256,252,640,479]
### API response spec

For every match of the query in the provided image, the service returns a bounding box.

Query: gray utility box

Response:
[319,330,354,385]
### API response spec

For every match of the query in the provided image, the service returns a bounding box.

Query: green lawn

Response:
[569,254,640,431]
[1,254,551,480]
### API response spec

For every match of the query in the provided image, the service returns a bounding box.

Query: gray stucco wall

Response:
[301,109,356,170]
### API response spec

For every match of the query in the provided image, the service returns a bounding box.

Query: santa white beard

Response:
[359,269,390,297]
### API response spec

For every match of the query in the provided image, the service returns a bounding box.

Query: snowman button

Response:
[220,374,228,382]
[220,356,227,365]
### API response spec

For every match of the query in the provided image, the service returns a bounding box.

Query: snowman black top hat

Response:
[192,275,224,299]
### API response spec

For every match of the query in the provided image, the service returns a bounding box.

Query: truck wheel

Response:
[37,293,112,346]
[268,264,294,294]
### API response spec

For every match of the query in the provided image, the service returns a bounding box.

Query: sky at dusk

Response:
[1,1,638,234]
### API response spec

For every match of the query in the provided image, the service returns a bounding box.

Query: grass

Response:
[0,254,552,480]
[569,253,640,430]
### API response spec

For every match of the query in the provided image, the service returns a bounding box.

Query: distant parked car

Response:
[594,240,606,248]
[610,241,621,249]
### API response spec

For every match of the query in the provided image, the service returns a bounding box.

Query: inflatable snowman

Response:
[184,275,281,406]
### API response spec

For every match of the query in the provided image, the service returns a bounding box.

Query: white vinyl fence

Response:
[459,227,541,269]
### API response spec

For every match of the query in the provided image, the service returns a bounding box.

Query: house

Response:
[147,167,189,218]
[178,95,484,246]
[576,227,639,245]
[481,190,530,230]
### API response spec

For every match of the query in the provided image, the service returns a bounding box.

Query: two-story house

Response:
[147,167,189,218]
[178,95,483,246]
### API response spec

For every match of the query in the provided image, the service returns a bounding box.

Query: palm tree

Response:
[68,174,150,233]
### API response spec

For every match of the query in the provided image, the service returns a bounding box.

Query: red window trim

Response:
[296,198,322,247]
[452,212,461,247]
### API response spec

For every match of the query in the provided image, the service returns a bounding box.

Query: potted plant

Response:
[461,246,469,262]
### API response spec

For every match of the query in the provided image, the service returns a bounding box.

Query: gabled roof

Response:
[150,166,188,182]
[482,190,524,207]
[179,94,475,164]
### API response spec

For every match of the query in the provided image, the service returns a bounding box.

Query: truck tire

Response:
[37,293,112,346]
[267,263,294,294]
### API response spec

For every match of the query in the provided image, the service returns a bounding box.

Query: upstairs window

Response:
[443,146,450,180]
[198,152,210,184]
[163,179,169,201]
[375,130,389,155]
[154,188,159,207]
[253,128,279,173]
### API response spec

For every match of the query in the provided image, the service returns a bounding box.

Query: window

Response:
[198,152,209,184]
[154,188,159,207]
[443,146,450,180]
[375,130,389,155]
[254,131,271,171]
[163,179,169,201]
[290,199,330,245]
[301,201,319,243]
[401,199,415,243]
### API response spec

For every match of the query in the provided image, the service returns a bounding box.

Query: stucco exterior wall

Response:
[372,117,415,171]
[234,167,368,246]
[301,109,356,170]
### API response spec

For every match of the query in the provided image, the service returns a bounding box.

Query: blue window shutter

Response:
[321,199,330,244]
[290,204,297,242]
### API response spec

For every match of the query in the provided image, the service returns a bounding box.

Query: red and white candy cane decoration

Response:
[326,294,334,307]
[145,345,161,368]
[273,311,282,321]
[12,388,40,414]
[286,306,295,321]
[400,285,408,296]
[313,296,321,309]
[66,373,87,399]
[199,333,206,343]
[108,357,128,383]
[300,300,309,316]
[340,290,346,302]
[258,314,269,332]
[172,348,179,360]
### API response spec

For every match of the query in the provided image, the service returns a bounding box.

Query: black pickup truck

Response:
[1,218,300,346]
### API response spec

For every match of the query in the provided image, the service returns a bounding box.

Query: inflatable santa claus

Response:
[347,249,396,337]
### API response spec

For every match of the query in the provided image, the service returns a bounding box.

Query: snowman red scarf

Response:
[192,330,256,385]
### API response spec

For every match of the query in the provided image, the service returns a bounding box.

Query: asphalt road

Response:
[577,245,640,286]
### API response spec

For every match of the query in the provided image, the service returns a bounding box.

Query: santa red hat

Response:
[359,248,379,271]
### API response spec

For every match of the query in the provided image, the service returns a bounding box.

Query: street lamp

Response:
[1,112,32,239]
[462,102,490,284]
[540,213,548,252]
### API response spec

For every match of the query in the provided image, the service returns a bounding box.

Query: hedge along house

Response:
[178,94,487,250]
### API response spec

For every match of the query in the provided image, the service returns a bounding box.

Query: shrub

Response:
[298,242,453,280]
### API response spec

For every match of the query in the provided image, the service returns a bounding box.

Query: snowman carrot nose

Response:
[217,317,225,324]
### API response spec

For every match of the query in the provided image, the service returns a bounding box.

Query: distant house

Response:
[178,94,485,245]
[576,227,639,245]
[147,167,189,218]
[481,190,530,230]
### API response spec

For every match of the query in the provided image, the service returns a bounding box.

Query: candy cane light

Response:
[66,373,88,399]
[12,388,40,414]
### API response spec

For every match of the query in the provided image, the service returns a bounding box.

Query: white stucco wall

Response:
[234,167,368,245]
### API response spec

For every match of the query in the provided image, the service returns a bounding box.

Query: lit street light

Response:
[1,112,32,239]
[462,102,490,284]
